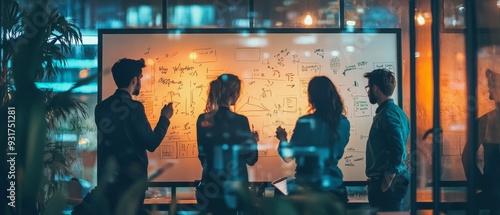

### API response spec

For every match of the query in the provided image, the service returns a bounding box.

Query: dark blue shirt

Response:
[365,99,410,177]
[284,114,350,192]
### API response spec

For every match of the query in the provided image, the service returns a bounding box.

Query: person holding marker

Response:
[94,58,174,215]
[275,76,350,206]
[196,73,259,215]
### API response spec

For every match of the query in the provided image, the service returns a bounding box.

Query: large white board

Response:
[99,29,401,182]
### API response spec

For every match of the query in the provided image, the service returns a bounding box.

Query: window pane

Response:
[254,0,340,28]
[442,0,465,29]
[344,0,401,28]
[476,0,500,28]
[167,0,250,28]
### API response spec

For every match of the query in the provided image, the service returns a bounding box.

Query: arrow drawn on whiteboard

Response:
[342,65,357,76]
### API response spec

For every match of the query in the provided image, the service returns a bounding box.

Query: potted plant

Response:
[1,0,94,214]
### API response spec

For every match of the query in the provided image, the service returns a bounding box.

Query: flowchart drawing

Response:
[193,48,217,63]
[178,141,198,158]
[353,96,371,117]
[234,48,260,61]
[137,97,155,120]
[283,97,298,113]
[299,79,309,98]
[160,144,177,159]
[341,151,366,167]
[330,57,341,70]
[164,91,181,103]
[373,62,395,72]
[298,62,321,78]
[236,95,270,112]
[205,68,226,80]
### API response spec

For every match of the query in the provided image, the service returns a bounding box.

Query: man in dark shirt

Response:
[95,58,173,215]
[364,69,410,214]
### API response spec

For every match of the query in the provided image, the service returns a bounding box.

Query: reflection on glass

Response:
[169,5,216,27]
[254,0,339,28]
[344,0,400,28]
[443,0,465,29]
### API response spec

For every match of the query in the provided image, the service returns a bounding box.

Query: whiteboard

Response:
[98,29,402,182]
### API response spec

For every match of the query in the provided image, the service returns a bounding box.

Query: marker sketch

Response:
[193,48,217,63]
[234,48,260,62]
[159,144,177,159]
[236,95,270,112]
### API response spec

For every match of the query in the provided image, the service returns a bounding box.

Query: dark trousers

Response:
[107,177,148,215]
[368,172,409,215]
[478,183,500,215]
[196,185,238,215]
[287,183,348,215]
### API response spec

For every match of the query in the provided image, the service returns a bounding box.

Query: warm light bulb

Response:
[78,138,89,145]
[79,69,89,78]
[147,58,155,66]
[416,13,425,26]
[304,14,313,25]
[189,52,198,60]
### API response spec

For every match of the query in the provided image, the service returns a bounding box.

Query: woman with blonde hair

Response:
[196,74,258,215]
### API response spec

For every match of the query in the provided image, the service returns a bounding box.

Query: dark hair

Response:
[486,69,499,82]
[204,74,241,121]
[307,76,346,135]
[486,69,500,96]
[363,68,396,96]
[111,58,145,88]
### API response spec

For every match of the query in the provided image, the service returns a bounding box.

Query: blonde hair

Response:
[204,74,241,122]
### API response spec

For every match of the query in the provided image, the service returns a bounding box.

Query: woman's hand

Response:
[275,126,288,141]
[251,131,259,142]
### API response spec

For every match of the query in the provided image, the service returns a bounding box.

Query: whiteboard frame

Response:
[97,28,403,184]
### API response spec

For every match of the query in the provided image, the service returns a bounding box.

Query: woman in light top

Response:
[276,76,350,205]
[196,74,258,215]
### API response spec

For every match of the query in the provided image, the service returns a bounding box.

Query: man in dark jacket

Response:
[95,58,173,215]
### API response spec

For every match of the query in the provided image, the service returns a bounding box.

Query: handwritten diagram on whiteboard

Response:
[100,30,401,182]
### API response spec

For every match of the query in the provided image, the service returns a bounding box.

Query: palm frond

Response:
[2,0,23,30]
[68,73,98,92]
[39,142,75,211]
[45,90,88,129]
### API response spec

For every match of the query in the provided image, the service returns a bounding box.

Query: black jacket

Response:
[196,106,258,192]
[95,89,170,183]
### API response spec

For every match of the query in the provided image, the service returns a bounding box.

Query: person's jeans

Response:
[367,172,409,215]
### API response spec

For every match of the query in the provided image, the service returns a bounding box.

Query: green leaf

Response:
[67,73,97,92]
